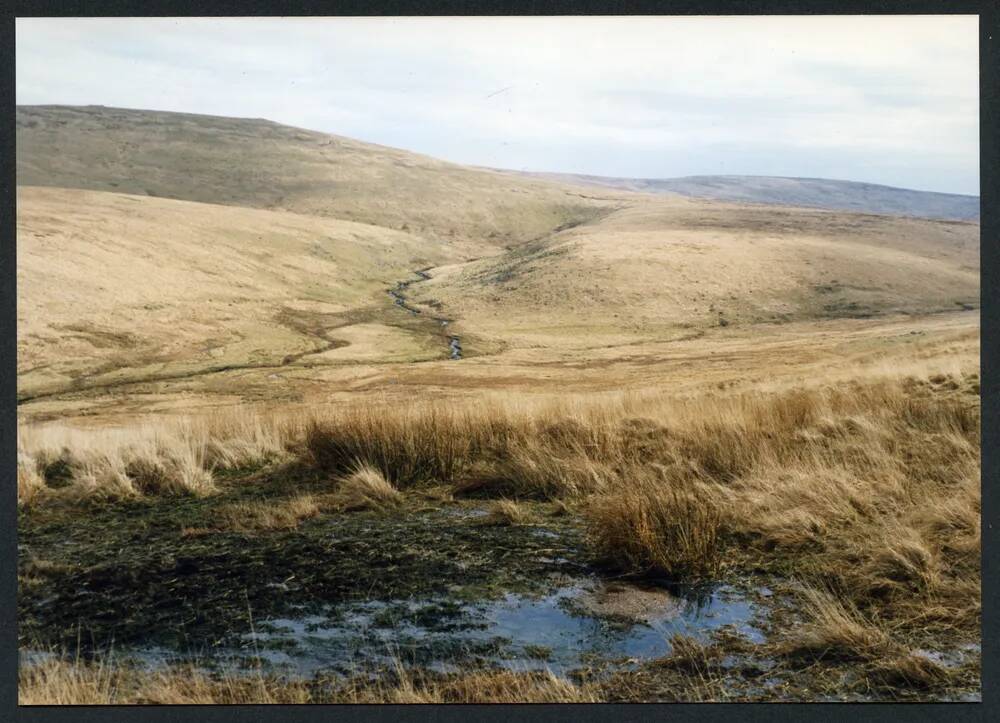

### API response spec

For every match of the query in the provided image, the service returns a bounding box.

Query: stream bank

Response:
[388,268,461,360]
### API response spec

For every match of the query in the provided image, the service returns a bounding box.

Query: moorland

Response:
[16,104,981,703]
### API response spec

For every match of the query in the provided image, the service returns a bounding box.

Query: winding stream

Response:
[388,268,462,360]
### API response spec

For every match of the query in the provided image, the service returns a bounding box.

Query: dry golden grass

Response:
[298,371,975,640]
[17,105,611,251]
[15,409,306,505]
[16,452,46,508]
[870,653,951,690]
[305,406,477,487]
[17,369,980,648]
[329,463,403,512]
[17,294,978,429]
[586,474,722,578]
[15,186,472,402]
[199,412,299,471]
[18,658,311,705]
[216,495,320,533]
[481,499,534,526]
[15,104,980,704]
[775,586,953,690]
[16,110,979,422]
[778,587,899,661]
[18,657,597,705]
[15,105,628,404]
[339,667,599,704]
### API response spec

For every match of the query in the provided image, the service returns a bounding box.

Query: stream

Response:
[388,268,462,359]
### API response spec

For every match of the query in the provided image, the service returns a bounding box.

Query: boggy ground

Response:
[17,369,981,703]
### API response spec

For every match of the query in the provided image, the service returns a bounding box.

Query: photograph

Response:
[14,13,982,704]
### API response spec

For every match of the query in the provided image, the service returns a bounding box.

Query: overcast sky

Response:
[16,16,980,195]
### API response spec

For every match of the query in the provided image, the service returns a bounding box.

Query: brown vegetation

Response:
[216,495,321,533]
[15,105,981,704]
[18,371,980,647]
[19,657,597,705]
[481,499,534,526]
[328,462,403,512]
[17,369,979,704]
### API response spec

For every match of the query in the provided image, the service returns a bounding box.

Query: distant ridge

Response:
[512,172,980,222]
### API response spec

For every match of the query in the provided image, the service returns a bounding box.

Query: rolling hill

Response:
[516,172,980,221]
[408,197,978,351]
[15,104,980,413]
[16,185,468,401]
[16,105,618,249]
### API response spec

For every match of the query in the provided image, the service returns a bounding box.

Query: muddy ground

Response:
[17,462,981,702]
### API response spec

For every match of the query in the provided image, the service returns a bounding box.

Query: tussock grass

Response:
[198,410,299,471]
[305,406,480,487]
[329,462,403,512]
[216,495,320,532]
[586,473,722,578]
[122,438,215,497]
[17,453,46,508]
[15,411,304,504]
[72,451,141,501]
[778,587,898,661]
[481,499,533,526]
[18,657,597,704]
[18,371,980,644]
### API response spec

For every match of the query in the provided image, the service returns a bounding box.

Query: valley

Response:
[15,105,981,704]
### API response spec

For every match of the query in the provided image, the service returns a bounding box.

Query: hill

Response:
[16,186,471,402]
[408,197,979,350]
[16,105,618,248]
[516,172,979,221]
[14,105,980,416]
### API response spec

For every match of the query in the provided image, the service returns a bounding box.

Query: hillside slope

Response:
[16,105,618,248]
[17,186,470,401]
[410,197,979,349]
[518,172,979,221]
[15,106,980,413]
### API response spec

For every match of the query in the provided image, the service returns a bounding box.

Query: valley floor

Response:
[17,307,979,427]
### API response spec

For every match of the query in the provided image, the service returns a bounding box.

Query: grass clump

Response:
[329,462,403,512]
[17,453,46,508]
[123,438,216,497]
[217,495,320,532]
[585,473,722,579]
[777,587,898,662]
[480,499,533,526]
[305,406,478,487]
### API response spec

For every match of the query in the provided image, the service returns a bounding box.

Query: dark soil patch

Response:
[18,471,586,655]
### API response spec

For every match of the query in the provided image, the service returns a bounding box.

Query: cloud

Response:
[15,16,979,194]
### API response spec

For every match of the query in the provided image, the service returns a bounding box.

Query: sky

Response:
[16,16,980,195]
